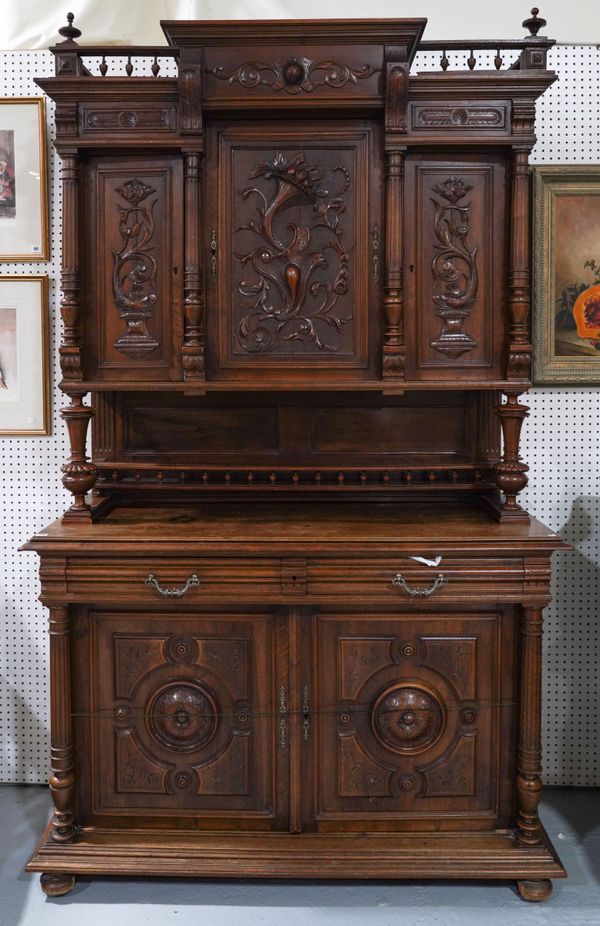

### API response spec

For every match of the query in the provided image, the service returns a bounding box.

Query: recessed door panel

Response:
[310,610,515,831]
[75,609,289,830]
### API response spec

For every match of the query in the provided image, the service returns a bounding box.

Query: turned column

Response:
[48,607,77,843]
[182,150,205,379]
[494,391,529,520]
[507,145,534,379]
[382,149,406,378]
[516,606,544,846]
[58,152,83,382]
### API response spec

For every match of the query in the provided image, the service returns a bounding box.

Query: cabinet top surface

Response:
[25,503,564,553]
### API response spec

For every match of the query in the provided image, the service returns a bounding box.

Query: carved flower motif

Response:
[433,176,473,204]
[249,152,327,201]
[116,178,155,205]
[282,57,306,86]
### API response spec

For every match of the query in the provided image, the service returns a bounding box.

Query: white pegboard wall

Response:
[0,46,599,785]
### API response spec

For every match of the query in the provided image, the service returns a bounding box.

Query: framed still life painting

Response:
[0,98,49,261]
[533,166,600,383]
[0,275,50,435]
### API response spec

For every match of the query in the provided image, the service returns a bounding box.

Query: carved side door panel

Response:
[403,154,506,380]
[308,609,515,831]
[205,120,382,382]
[74,608,289,830]
[83,156,183,381]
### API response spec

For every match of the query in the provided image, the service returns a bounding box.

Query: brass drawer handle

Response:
[391,573,447,597]
[144,573,200,598]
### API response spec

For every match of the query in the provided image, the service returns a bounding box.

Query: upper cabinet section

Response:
[36,14,557,392]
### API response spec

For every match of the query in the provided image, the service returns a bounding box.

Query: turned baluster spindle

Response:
[61,393,97,521]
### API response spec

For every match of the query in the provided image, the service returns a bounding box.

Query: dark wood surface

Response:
[29,14,564,900]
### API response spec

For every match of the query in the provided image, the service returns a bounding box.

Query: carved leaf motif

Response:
[236,151,351,354]
[429,175,479,359]
[112,178,160,359]
[211,57,377,94]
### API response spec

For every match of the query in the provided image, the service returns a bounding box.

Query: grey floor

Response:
[0,786,598,926]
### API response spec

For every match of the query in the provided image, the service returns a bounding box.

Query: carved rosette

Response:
[372,684,445,754]
[147,682,217,752]
[211,57,377,94]
[236,151,351,354]
[430,176,479,359]
[112,178,160,359]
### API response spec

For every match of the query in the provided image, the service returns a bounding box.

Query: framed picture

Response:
[533,166,600,383]
[0,275,50,435]
[0,98,49,261]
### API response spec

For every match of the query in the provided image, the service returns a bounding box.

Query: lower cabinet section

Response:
[71,604,515,834]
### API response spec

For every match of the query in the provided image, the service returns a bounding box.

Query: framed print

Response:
[0,98,49,261]
[0,275,50,435]
[533,166,600,383]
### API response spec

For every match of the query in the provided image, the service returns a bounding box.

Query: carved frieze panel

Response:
[410,104,508,132]
[81,106,177,133]
[211,56,377,94]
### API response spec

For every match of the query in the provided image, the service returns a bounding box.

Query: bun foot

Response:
[517,879,553,902]
[40,872,76,896]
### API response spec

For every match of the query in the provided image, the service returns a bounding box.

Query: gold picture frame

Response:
[533,165,600,383]
[0,97,49,261]
[0,275,51,435]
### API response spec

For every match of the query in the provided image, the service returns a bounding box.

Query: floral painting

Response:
[0,130,16,219]
[533,168,600,382]
[553,193,600,357]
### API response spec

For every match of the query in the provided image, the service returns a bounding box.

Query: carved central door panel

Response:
[75,608,289,830]
[403,154,506,380]
[205,120,381,381]
[308,610,515,831]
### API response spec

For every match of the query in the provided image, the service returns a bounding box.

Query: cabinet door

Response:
[204,119,382,383]
[74,608,289,830]
[403,154,506,381]
[83,155,184,382]
[306,609,515,832]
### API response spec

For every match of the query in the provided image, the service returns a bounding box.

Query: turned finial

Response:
[58,12,82,44]
[523,7,547,36]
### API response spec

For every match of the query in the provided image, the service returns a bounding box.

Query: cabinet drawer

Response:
[307,558,524,601]
[66,558,282,600]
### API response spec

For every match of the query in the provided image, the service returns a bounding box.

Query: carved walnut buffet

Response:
[25,11,567,902]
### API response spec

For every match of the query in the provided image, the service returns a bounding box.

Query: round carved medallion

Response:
[372,684,444,754]
[147,682,216,752]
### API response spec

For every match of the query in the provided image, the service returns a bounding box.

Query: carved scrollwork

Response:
[211,57,377,94]
[429,175,479,359]
[236,151,351,354]
[112,178,160,359]
[414,106,506,129]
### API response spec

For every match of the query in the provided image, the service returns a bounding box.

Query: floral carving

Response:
[429,175,479,358]
[112,178,160,359]
[211,57,376,94]
[236,151,351,353]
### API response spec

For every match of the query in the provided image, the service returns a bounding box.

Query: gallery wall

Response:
[0,31,598,786]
